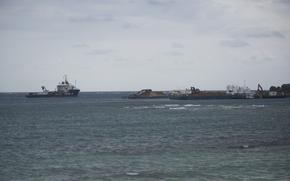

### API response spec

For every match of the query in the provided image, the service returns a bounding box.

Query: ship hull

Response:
[169,93,252,100]
[26,89,80,98]
[128,95,168,99]
[254,95,286,99]
[169,95,233,100]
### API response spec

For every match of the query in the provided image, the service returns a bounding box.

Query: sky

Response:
[0,0,290,92]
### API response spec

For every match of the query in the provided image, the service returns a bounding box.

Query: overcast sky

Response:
[0,0,290,92]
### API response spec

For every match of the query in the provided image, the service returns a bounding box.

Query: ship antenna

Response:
[64,74,68,84]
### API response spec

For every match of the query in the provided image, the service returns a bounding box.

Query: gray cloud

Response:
[221,40,250,48]
[246,30,286,39]
[277,0,290,5]
[68,15,115,23]
[114,57,129,62]
[167,51,184,56]
[147,0,175,6]
[87,49,113,55]
[122,22,139,29]
[246,55,274,63]
[171,42,184,49]
[72,43,90,48]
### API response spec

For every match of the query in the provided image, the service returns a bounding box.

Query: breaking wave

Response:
[124,104,267,110]
[169,107,186,110]
[164,104,180,107]
[184,104,201,107]
[251,104,265,108]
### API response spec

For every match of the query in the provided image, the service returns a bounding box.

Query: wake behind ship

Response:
[26,76,80,98]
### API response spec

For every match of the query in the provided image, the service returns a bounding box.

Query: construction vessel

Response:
[255,84,286,98]
[169,85,255,100]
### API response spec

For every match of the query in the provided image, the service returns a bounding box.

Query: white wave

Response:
[132,106,150,109]
[125,105,168,109]
[241,145,249,148]
[165,104,180,107]
[206,105,215,107]
[126,172,139,176]
[169,107,186,110]
[153,105,166,109]
[221,105,243,110]
[252,104,265,108]
[184,104,201,107]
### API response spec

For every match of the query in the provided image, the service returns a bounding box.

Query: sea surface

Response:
[0,92,290,181]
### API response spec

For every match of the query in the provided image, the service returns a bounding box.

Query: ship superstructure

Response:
[226,85,255,99]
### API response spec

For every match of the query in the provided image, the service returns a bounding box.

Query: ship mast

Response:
[64,74,68,84]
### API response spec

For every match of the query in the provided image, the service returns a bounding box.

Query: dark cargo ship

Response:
[26,76,80,98]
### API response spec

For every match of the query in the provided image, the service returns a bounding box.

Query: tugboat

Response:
[26,75,80,98]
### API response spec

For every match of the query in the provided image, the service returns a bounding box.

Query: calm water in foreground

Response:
[0,92,290,181]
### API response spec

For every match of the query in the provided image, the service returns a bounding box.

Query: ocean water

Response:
[0,92,290,181]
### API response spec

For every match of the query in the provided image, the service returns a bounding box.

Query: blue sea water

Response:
[0,92,290,180]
